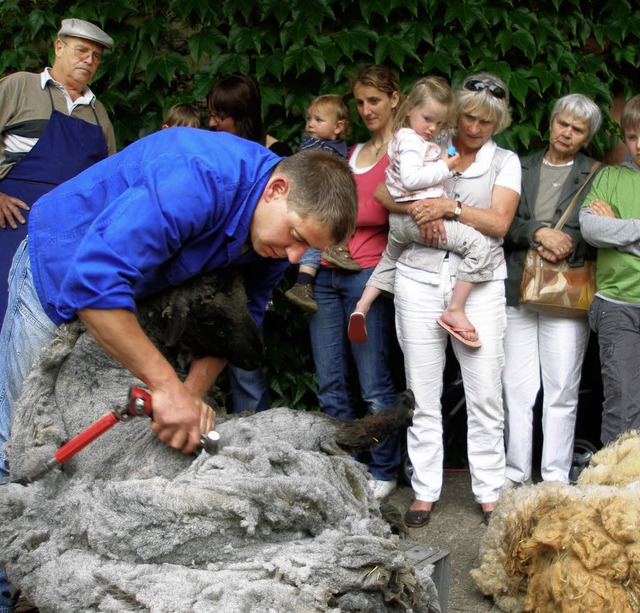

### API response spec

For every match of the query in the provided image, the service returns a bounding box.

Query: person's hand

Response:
[537,245,560,263]
[0,192,29,229]
[196,398,216,435]
[149,384,202,454]
[532,227,573,261]
[420,219,447,247]
[409,197,451,225]
[410,198,450,247]
[589,198,616,218]
[444,149,461,172]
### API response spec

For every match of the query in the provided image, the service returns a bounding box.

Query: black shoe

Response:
[482,510,493,525]
[404,503,436,528]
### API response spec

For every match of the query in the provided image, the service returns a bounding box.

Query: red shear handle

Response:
[127,386,153,418]
[53,413,119,464]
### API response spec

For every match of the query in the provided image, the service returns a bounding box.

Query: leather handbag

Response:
[519,162,602,317]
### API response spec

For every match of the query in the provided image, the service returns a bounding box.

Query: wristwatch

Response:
[452,201,462,221]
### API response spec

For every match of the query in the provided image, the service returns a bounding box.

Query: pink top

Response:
[322,143,390,270]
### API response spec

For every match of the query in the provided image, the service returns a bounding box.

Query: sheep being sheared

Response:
[0,271,439,613]
[136,267,263,371]
[471,430,640,613]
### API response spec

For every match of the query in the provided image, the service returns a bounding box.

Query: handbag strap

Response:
[553,161,602,230]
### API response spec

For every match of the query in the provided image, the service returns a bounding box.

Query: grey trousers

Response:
[588,295,640,446]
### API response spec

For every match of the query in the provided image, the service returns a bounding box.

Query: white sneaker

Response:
[370,479,397,500]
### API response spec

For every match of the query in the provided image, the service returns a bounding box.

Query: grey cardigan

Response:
[503,149,601,307]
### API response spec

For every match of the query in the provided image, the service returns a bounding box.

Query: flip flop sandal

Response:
[437,317,482,348]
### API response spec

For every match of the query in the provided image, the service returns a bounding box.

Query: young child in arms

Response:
[348,76,493,347]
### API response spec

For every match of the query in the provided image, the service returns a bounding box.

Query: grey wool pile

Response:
[0,324,439,613]
[471,431,640,613]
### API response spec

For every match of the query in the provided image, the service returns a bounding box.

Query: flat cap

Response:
[57,18,113,49]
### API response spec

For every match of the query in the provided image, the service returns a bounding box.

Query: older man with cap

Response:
[0,18,116,324]
[0,19,115,612]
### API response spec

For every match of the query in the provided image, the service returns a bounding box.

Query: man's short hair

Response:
[276,149,358,244]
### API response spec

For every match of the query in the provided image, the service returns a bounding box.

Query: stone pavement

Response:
[388,469,503,613]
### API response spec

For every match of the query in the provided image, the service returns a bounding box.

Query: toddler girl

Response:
[348,76,493,347]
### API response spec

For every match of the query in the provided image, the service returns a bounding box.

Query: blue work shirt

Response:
[28,129,290,326]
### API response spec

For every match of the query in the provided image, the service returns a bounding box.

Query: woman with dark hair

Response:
[207,73,291,156]
[206,74,292,413]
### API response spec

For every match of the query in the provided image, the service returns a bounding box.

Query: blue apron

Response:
[0,86,108,322]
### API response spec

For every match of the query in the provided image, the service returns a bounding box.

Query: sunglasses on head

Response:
[464,80,506,99]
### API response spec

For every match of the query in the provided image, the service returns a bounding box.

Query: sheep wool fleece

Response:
[472,430,640,612]
[0,325,441,612]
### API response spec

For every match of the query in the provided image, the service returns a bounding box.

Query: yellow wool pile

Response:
[471,431,640,613]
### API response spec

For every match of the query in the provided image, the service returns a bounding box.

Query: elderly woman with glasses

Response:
[377,72,521,526]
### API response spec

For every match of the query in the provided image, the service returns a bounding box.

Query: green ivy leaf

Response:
[145,52,189,87]
[0,0,20,17]
[260,0,292,24]
[511,29,537,61]
[569,73,614,103]
[443,0,485,32]
[256,49,284,80]
[612,44,640,68]
[513,122,542,150]
[209,52,250,76]
[138,17,170,47]
[373,34,419,70]
[422,48,460,77]
[359,0,373,23]
[337,26,377,60]
[400,19,434,48]
[279,18,322,48]
[187,29,227,63]
[507,71,534,105]
[290,0,336,25]
[240,0,259,22]
[530,62,558,92]
[400,0,419,18]
[228,25,262,54]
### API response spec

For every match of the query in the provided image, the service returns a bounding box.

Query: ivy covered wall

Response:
[3,0,638,151]
[2,0,638,408]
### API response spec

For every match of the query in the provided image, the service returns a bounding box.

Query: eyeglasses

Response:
[464,80,506,99]
[209,109,230,123]
[60,38,103,63]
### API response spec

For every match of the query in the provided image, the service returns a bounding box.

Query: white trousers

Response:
[503,306,590,484]
[395,263,506,504]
